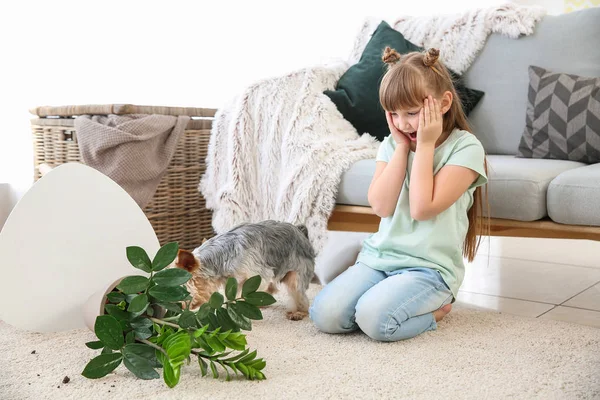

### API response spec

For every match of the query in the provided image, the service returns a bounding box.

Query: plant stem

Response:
[150,317,180,329]
[138,339,168,356]
[162,316,180,322]
[144,272,153,295]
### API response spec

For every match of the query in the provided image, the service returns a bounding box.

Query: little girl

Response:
[310,47,488,341]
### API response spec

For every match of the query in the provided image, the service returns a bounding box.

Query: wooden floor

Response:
[328,205,600,241]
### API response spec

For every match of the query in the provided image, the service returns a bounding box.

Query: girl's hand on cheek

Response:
[417,96,443,146]
[386,111,410,149]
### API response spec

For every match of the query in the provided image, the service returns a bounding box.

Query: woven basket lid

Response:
[29,104,217,118]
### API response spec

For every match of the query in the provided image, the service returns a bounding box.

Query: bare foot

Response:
[286,311,308,321]
[432,304,452,322]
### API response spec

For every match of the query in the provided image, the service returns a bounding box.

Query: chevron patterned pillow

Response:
[517,66,600,163]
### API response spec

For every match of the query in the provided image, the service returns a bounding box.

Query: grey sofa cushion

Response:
[462,8,600,155]
[484,155,584,221]
[335,155,585,223]
[336,159,374,206]
[517,66,600,163]
[547,163,600,226]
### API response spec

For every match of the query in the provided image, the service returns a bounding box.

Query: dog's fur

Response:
[175,220,315,320]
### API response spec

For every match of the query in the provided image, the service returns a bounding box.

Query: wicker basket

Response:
[30,104,217,251]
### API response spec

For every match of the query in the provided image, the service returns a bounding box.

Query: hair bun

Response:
[382,46,401,65]
[423,48,440,67]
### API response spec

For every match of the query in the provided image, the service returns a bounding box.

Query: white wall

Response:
[517,0,565,14]
[0,0,558,227]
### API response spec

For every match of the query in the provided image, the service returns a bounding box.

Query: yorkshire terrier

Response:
[175,220,315,320]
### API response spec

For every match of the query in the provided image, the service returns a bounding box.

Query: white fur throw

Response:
[200,4,546,254]
[349,3,546,74]
[199,64,379,253]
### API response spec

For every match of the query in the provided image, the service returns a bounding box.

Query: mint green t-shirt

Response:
[357,129,488,297]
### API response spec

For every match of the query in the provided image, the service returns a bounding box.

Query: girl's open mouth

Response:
[400,130,417,141]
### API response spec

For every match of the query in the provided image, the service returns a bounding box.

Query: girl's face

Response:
[390,106,422,143]
[389,91,453,145]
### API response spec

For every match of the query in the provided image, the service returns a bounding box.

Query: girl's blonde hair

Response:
[379,46,489,261]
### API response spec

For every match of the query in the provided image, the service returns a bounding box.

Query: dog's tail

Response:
[296,224,309,239]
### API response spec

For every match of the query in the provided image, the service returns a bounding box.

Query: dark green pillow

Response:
[325,21,484,142]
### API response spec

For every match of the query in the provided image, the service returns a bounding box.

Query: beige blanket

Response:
[75,114,190,208]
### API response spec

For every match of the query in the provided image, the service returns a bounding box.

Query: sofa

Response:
[329,8,600,243]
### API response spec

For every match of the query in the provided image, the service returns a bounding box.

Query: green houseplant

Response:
[81,242,276,388]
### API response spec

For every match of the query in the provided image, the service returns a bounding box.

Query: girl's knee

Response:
[355,299,392,341]
[355,298,416,342]
[309,292,355,334]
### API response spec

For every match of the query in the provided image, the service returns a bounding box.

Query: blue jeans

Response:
[309,262,453,341]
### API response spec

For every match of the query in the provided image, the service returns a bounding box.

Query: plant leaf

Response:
[106,292,125,304]
[134,328,153,340]
[152,268,192,287]
[94,315,124,350]
[127,294,149,313]
[126,331,135,345]
[195,336,214,355]
[222,336,247,351]
[208,292,224,309]
[123,355,159,380]
[85,341,104,350]
[209,350,232,360]
[219,361,232,381]
[117,276,150,295]
[205,313,219,331]
[217,330,232,342]
[205,335,226,353]
[101,347,113,355]
[118,319,131,331]
[225,278,238,301]
[105,304,132,321]
[158,352,181,388]
[193,325,209,338]
[209,360,219,379]
[199,357,208,377]
[122,346,160,380]
[228,362,239,376]
[122,344,161,368]
[148,286,189,302]
[227,306,252,331]
[236,362,250,379]
[196,303,211,320]
[178,311,198,329]
[208,327,222,337]
[247,359,266,371]
[221,349,249,363]
[164,332,192,364]
[216,308,238,333]
[81,353,123,379]
[238,350,257,364]
[242,275,261,296]
[157,302,183,314]
[151,242,179,272]
[244,292,276,307]
[130,318,153,330]
[234,301,263,320]
[126,246,152,273]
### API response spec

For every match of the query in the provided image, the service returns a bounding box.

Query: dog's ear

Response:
[176,249,199,272]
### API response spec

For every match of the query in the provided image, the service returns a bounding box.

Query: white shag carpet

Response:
[1,285,599,400]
